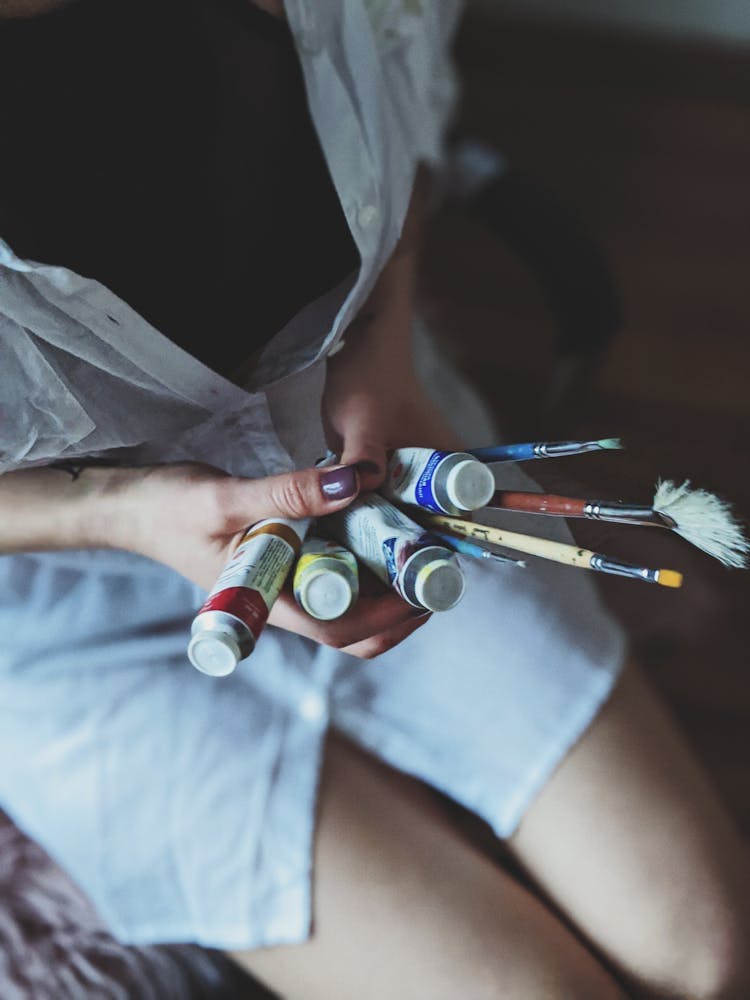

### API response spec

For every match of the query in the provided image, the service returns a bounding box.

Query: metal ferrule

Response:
[191,609,255,657]
[582,502,676,528]
[589,555,660,584]
[534,440,606,458]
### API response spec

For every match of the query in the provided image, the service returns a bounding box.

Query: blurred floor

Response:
[420,14,750,836]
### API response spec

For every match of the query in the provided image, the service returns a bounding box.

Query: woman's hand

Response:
[104,461,430,659]
[323,310,466,494]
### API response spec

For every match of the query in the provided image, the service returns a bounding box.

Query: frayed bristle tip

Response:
[653,479,750,569]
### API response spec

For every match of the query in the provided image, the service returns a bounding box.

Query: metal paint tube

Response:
[188,517,310,676]
[383,447,495,515]
[293,537,359,620]
[324,494,465,612]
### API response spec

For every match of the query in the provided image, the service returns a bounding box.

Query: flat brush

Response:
[419,513,683,588]
[487,479,749,569]
[468,437,623,463]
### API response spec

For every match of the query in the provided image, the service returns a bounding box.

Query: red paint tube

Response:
[188,516,310,676]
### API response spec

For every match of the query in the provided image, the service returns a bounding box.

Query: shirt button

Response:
[327,338,346,358]
[298,692,326,722]
[357,204,379,228]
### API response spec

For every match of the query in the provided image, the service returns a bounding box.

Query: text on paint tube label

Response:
[326,495,426,591]
[294,538,357,576]
[385,449,449,513]
[202,534,295,615]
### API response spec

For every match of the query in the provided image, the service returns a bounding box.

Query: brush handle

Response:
[421,514,681,586]
[468,443,536,462]
[431,531,493,560]
[491,491,587,516]
[431,530,524,566]
[490,492,671,527]
[469,439,621,463]
[423,514,594,567]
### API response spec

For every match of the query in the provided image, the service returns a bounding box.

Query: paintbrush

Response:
[429,530,526,568]
[418,513,683,588]
[468,438,623,463]
[486,479,749,569]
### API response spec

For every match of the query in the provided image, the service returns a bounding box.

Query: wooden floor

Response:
[420,15,750,836]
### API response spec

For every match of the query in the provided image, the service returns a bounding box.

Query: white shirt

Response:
[0,0,463,478]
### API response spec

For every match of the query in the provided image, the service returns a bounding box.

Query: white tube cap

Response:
[445,459,495,511]
[188,632,241,677]
[414,558,465,612]
[300,570,354,621]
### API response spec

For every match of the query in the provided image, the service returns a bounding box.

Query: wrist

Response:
[70,465,139,550]
[0,464,136,554]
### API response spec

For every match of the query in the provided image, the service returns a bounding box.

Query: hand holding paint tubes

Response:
[184,461,362,676]
[187,462,441,674]
[189,444,621,674]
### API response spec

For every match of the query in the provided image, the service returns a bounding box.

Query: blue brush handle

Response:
[468,443,536,462]
[432,531,488,559]
[431,530,523,567]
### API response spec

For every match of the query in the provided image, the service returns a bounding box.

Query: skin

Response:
[0,0,73,15]
[236,665,750,999]
[3,4,750,995]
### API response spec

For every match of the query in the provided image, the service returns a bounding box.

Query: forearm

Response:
[351,167,429,349]
[0,465,127,553]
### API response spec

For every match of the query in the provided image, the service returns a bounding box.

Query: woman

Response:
[1,1,749,996]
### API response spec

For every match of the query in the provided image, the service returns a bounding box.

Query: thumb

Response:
[225,464,361,525]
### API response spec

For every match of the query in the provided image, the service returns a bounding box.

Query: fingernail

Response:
[354,460,381,475]
[320,465,358,500]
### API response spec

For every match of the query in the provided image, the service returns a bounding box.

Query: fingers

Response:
[339,611,430,659]
[336,408,388,493]
[218,464,361,528]
[268,589,430,658]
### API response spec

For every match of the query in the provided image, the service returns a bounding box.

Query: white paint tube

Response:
[382,447,495,514]
[324,494,465,612]
[293,537,359,620]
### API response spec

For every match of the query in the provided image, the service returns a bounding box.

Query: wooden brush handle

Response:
[491,491,587,517]
[423,514,594,568]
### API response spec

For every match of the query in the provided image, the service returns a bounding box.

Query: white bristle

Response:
[653,479,750,569]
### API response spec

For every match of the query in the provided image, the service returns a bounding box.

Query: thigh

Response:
[233,733,627,1000]
[509,661,750,999]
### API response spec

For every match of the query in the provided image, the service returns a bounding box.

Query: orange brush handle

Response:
[491,491,587,517]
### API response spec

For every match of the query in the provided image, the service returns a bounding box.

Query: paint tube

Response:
[188,517,310,676]
[382,447,495,514]
[293,537,359,620]
[324,494,465,612]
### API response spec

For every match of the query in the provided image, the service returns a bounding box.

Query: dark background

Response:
[420,8,750,836]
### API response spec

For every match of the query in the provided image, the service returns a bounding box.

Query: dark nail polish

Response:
[354,459,382,476]
[320,465,358,500]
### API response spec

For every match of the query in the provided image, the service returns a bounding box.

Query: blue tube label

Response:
[383,537,398,584]
[384,448,450,513]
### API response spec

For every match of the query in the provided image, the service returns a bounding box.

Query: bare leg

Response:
[231,733,628,999]
[509,661,750,999]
